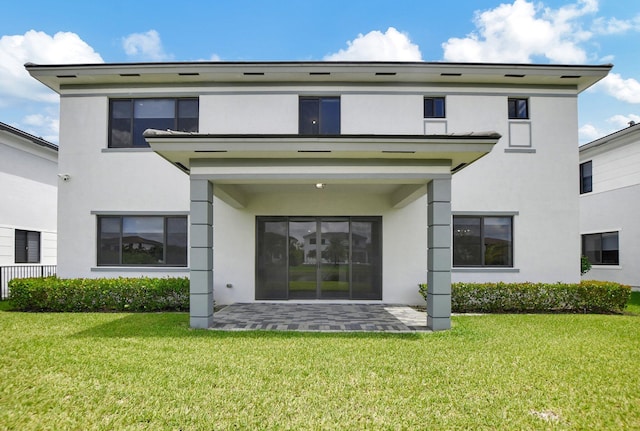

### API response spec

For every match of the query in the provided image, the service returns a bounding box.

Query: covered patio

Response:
[145,131,499,331]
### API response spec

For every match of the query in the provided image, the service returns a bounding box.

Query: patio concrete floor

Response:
[209,303,430,332]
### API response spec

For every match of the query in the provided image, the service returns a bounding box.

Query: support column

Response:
[190,179,214,328]
[427,177,452,331]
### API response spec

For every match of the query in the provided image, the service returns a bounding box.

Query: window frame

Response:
[14,229,41,264]
[96,215,188,267]
[582,231,619,265]
[453,215,514,268]
[580,160,593,194]
[298,96,341,135]
[508,98,529,119]
[424,97,446,118]
[108,98,199,148]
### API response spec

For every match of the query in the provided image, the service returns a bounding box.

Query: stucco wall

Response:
[56,84,582,298]
[57,96,190,278]
[213,188,427,305]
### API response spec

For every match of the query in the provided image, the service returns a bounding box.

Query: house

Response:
[579,121,640,289]
[0,122,58,296]
[26,61,610,329]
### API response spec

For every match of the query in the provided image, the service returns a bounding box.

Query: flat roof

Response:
[26,61,612,94]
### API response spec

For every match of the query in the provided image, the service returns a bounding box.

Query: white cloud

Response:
[0,30,103,104]
[209,54,221,61]
[324,27,422,61]
[579,123,606,142]
[442,0,597,63]
[22,113,59,143]
[122,30,172,61]
[607,113,640,128]
[595,73,640,103]
[592,17,632,35]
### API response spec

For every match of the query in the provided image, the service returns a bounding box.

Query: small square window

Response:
[424,97,446,118]
[508,98,529,119]
[453,216,513,267]
[299,97,340,135]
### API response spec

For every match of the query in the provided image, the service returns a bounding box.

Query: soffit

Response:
[26,61,612,94]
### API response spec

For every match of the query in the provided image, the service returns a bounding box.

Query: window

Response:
[424,97,445,118]
[453,216,513,267]
[97,215,188,266]
[582,232,619,265]
[508,98,529,119]
[299,97,340,135]
[109,98,198,148]
[15,230,40,263]
[580,161,592,194]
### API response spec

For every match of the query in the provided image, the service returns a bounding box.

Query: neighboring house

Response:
[579,121,640,288]
[26,61,610,329]
[0,122,58,295]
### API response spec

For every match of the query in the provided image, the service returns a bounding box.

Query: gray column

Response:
[427,177,452,331]
[190,179,214,328]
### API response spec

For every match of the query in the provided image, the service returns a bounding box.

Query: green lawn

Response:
[1,295,639,430]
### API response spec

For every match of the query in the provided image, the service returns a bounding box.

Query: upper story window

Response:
[453,216,513,267]
[580,161,593,194]
[15,229,40,264]
[299,97,340,135]
[109,98,198,148]
[582,231,618,265]
[97,215,187,266]
[508,98,529,119]
[424,97,446,118]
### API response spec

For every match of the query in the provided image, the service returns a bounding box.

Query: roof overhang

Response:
[144,131,500,174]
[144,131,499,209]
[26,61,612,94]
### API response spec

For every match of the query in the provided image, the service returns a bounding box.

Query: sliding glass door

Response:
[256,217,381,300]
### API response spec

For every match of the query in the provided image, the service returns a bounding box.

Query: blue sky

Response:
[1,0,639,144]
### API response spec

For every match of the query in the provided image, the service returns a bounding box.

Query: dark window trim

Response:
[108,97,199,148]
[14,229,41,264]
[508,98,529,119]
[424,97,446,118]
[453,215,514,268]
[96,214,188,267]
[582,231,619,265]
[580,160,593,194]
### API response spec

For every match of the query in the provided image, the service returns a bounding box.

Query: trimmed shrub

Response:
[9,277,189,312]
[418,280,630,314]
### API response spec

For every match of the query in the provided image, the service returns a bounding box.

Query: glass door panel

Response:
[255,220,288,299]
[288,220,317,299]
[351,220,382,299]
[320,220,350,299]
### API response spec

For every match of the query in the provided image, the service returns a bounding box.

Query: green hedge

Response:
[9,277,189,312]
[419,280,631,314]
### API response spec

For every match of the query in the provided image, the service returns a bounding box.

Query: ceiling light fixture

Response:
[315,183,325,189]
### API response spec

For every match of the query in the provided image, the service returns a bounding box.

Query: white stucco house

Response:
[580,121,640,289]
[26,61,610,329]
[0,122,58,296]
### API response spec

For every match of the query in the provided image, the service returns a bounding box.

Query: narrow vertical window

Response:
[580,161,592,194]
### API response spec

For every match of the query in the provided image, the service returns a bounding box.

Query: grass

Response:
[0,295,639,430]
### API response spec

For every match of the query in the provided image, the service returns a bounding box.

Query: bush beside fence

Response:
[9,277,189,312]
[419,280,630,314]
